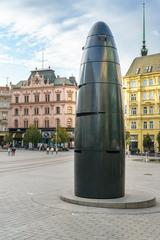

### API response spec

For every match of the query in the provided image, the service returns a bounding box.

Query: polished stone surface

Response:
[75,21,125,199]
[61,189,156,209]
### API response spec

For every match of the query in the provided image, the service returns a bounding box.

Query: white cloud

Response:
[0,0,160,85]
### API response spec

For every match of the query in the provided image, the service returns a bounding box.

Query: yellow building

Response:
[123,53,160,153]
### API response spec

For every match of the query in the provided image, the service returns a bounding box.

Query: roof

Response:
[28,69,56,84]
[54,76,77,86]
[13,80,27,88]
[12,68,77,88]
[125,53,160,77]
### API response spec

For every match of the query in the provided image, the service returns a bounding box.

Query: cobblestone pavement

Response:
[0,150,160,239]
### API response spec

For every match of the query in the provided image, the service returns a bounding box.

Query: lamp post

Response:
[55,120,58,154]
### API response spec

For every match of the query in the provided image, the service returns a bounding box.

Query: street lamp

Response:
[55,120,58,154]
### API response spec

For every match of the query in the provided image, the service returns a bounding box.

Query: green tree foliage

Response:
[125,131,131,149]
[4,133,13,144]
[23,125,42,146]
[52,127,70,144]
[156,131,160,151]
[143,133,152,152]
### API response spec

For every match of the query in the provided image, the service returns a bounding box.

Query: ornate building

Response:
[0,86,11,144]
[122,1,160,153]
[123,53,160,153]
[8,68,77,147]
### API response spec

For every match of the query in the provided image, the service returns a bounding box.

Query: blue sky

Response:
[0,0,160,85]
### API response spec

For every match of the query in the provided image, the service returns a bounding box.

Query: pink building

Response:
[8,68,77,147]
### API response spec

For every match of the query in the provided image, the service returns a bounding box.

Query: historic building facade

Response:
[123,53,160,153]
[0,86,11,144]
[8,68,77,147]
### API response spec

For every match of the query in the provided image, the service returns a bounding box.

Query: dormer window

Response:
[135,68,140,74]
[145,66,152,73]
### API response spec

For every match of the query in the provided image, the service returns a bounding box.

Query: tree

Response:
[51,127,70,145]
[4,133,13,144]
[156,131,160,152]
[125,131,131,150]
[143,133,152,152]
[23,125,42,146]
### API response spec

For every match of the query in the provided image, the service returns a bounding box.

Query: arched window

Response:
[15,108,19,116]
[34,119,39,128]
[14,119,18,128]
[56,107,60,114]
[67,106,72,114]
[45,119,49,128]
[67,118,72,128]
[68,92,72,101]
[24,120,28,128]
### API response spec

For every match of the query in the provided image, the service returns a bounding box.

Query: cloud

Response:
[0,0,160,85]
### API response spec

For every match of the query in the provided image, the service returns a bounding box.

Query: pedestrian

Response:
[50,147,54,154]
[11,146,16,156]
[56,147,58,155]
[7,146,11,156]
[46,146,50,155]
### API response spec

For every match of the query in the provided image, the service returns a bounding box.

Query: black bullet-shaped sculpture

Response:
[74,21,125,199]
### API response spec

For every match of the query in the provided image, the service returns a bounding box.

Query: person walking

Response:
[7,146,11,156]
[46,146,50,155]
[50,147,54,155]
[11,146,16,156]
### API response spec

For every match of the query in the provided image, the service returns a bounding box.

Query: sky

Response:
[0,0,160,85]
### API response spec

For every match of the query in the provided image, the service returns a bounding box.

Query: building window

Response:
[159,121,160,129]
[124,105,127,114]
[24,108,29,115]
[56,93,60,101]
[145,66,152,73]
[130,93,136,101]
[149,121,154,129]
[67,118,72,128]
[34,108,39,115]
[149,79,154,85]
[35,94,39,103]
[131,107,137,115]
[2,112,7,120]
[56,107,60,114]
[143,92,147,100]
[56,118,60,127]
[15,108,19,116]
[142,79,147,86]
[45,94,50,102]
[14,119,18,128]
[34,120,39,128]
[149,91,154,99]
[45,120,49,128]
[143,107,147,114]
[149,106,154,114]
[15,96,19,103]
[24,95,29,103]
[45,107,50,115]
[131,122,136,129]
[24,120,28,128]
[130,80,136,88]
[135,68,140,74]
[158,92,160,100]
[67,106,72,114]
[68,93,72,101]
[143,122,147,129]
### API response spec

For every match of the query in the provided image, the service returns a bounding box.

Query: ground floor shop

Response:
[9,128,75,148]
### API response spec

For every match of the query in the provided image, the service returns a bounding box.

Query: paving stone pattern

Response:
[0,150,160,239]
